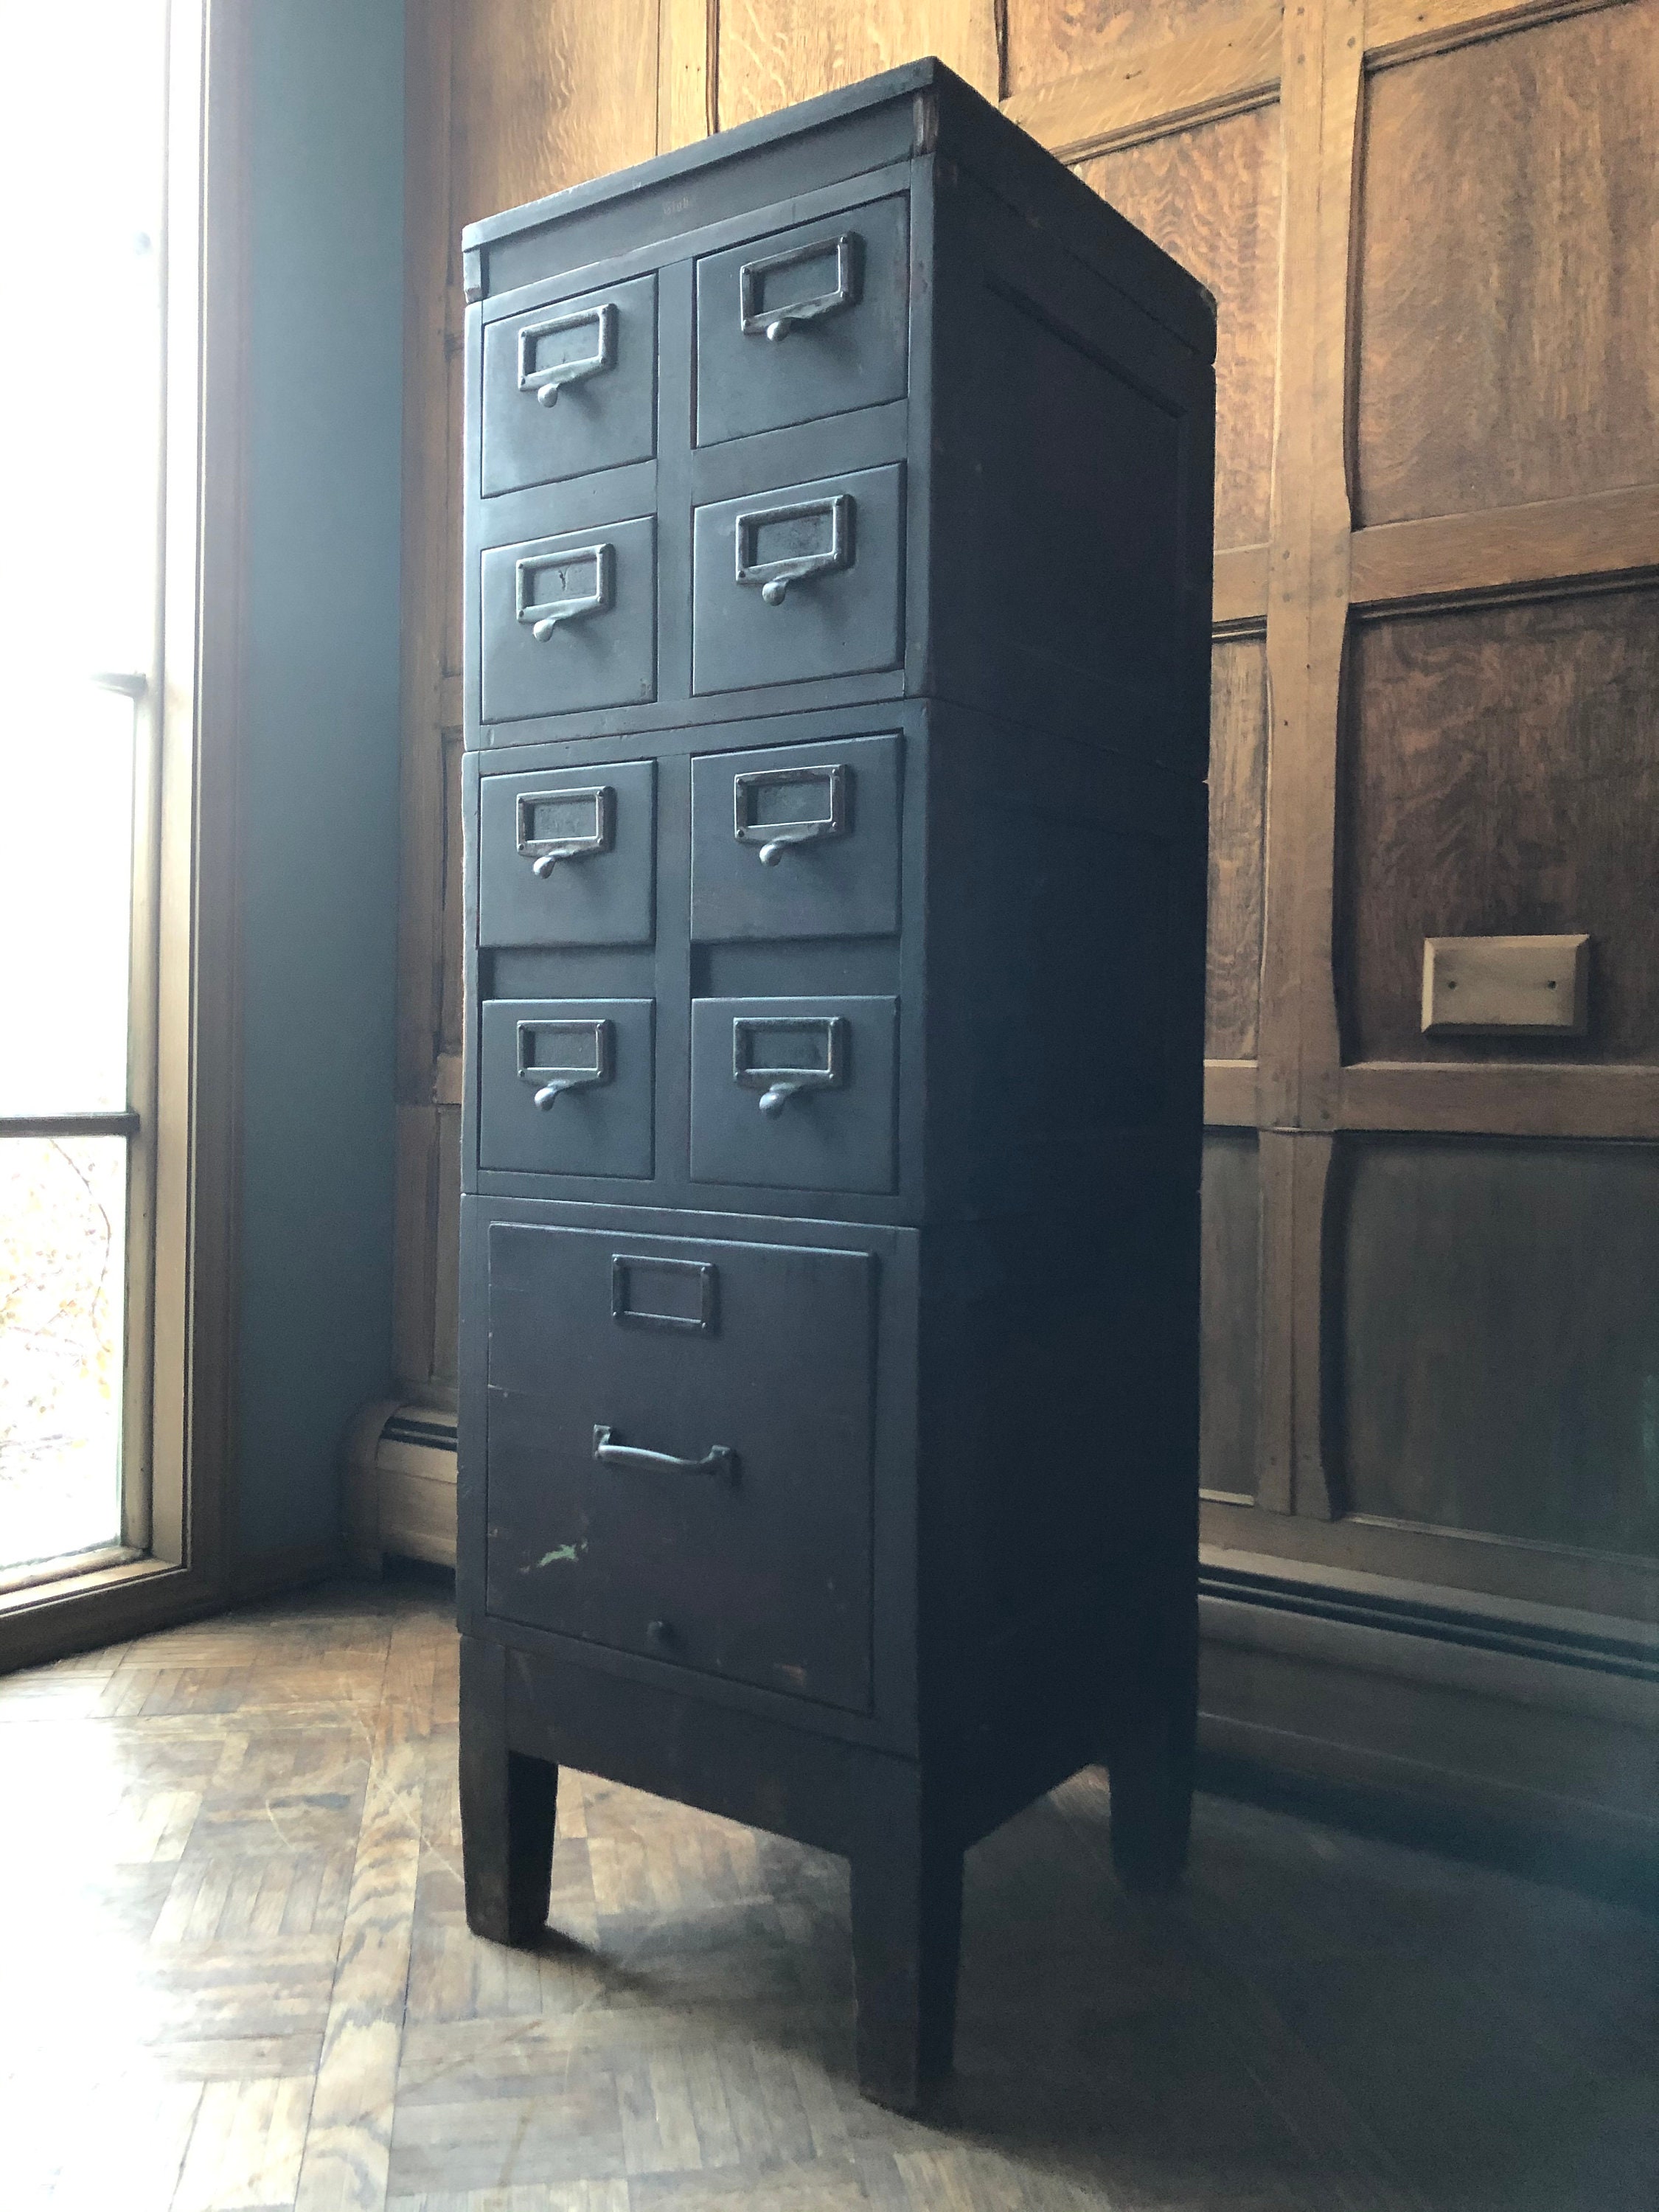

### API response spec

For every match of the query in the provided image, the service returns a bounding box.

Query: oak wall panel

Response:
[716,0,998,129]
[1343,585,1659,1065]
[1340,1136,1659,1560]
[1200,1133,1261,1499]
[1355,0,1659,526]
[1005,0,1270,97]
[1082,100,1280,549]
[439,735,465,1060]
[450,0,660,237]
[1206,633,1267,1061]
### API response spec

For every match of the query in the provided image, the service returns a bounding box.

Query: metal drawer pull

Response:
[593,1425,737,1483]
[517,1017,613,1109]
[733,1012,846,1117]
[733,762,846,866]
[735,493,852,606]
[517,300,616,407]
[516,541,613,641]
[515,785,614,878]
[739,232,860,343]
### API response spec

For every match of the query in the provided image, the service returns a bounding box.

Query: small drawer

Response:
[479,998,654,1178]
[690,995,897,1193]
[484,1220,875,1711]
[690,734,900,942]
[695,195,908,447]
[479,759,655,949]
[692,467,902,696]
[481,516,655,724]
[481,273,656,496]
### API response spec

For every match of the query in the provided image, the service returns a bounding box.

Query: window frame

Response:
[0,0,246,1667]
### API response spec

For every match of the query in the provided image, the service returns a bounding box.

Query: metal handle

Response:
[518,301,616,407]
[739,233,860,343]
[532,1076,594,1108]
[733,762,846,865]
[593,1425,737,1483]
[516,785,614,877]
[518,1018,612,1108]
[733,1014,846,1113]
[734,494,852,607]
[516,542,613,642]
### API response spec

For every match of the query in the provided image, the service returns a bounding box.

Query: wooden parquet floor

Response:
[1,1579,1654,2212]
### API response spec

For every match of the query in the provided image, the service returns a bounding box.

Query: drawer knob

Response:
[515,542,614,644]
[516,300,616,407]
[734,494,852,608]
[738,233,861,342]
[733,763,847,867]
[517,785,615,877]
[646,1619,677,1651]
[733,1015,847,1115]
[518,1017,613,1107]
[532,1077,589,1109]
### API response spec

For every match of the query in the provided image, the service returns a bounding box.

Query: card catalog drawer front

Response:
[689,995,897,1193]
[691,467,902,696]
[479,759,655,949]
[481,273,656,496]
[484,1222,875,1711]
[695,195,908,446]
[479,998,654,1178]
[481,517,655,724]
[689,733,900,943]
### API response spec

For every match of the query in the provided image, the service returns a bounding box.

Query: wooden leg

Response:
[459,1634,557,1945]
[850,1771,963,2112]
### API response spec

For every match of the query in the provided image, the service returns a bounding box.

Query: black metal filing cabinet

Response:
[457,58,1215,2110]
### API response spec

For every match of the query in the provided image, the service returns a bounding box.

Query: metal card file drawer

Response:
[481,273,656,496]
[479,998,654,1178]
[691,466,902,695]
[479,759,655,948]
[481,516,655,724]
[695,195,909,447]
[690,732,900,941]
[484,1222,876,1710]
[689,995,897,1192]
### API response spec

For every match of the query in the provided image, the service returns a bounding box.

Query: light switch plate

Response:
[1421,934,1589,1035]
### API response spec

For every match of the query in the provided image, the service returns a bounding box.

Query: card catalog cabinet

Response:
[458,59,1215,2112]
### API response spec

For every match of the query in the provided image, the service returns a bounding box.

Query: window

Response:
[0,0,240,1647]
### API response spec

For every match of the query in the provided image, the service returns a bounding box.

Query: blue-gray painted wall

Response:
[236,0,405,1562]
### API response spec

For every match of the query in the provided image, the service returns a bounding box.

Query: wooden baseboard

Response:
[228,1540,344,1604]
[1199,1547,1659,1899]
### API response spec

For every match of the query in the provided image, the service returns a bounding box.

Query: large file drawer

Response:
[484,1222,876,1711]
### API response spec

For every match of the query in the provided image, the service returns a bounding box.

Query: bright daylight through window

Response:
[0,1,171,1584]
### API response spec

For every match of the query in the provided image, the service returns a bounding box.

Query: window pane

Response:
[0,1137,128,1573]
[0,0,168,680]
[0,691,137,1116]
[0,0,167,1117]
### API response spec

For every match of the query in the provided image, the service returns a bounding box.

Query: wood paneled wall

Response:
[394,0,1659,1630]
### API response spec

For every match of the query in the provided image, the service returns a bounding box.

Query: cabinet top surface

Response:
[460,57,1215,364]
[461,59,943,254]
